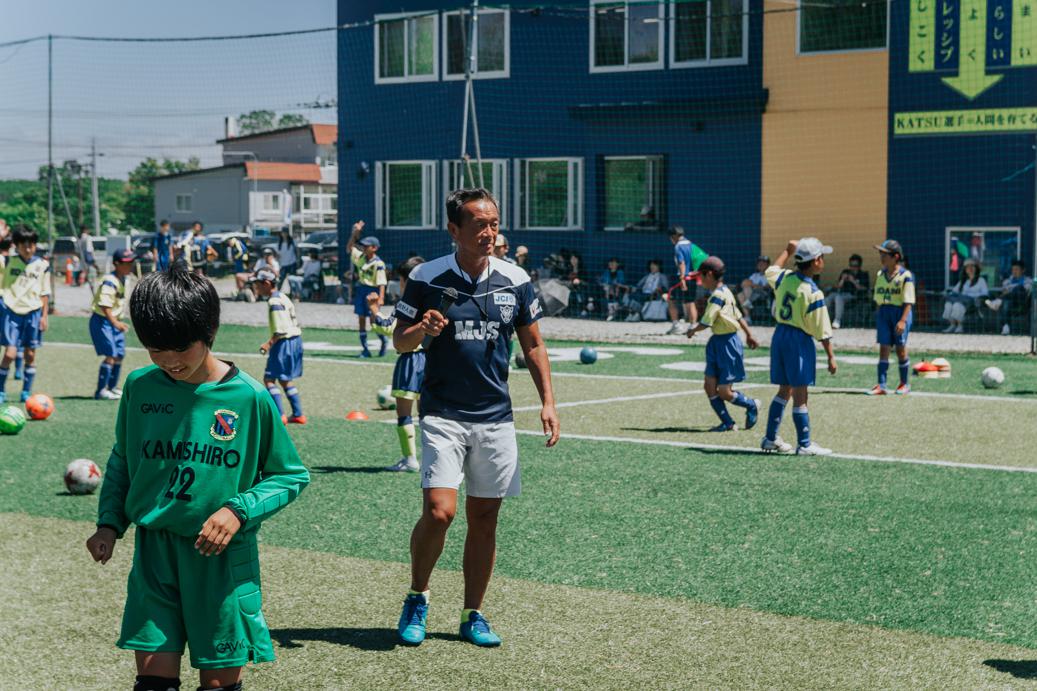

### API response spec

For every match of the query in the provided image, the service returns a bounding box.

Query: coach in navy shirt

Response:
[392,188,560,648]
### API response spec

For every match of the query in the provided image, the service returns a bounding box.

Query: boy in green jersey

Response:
[85,263,310,691]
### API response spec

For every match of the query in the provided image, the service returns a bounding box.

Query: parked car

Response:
[302,230,339,272]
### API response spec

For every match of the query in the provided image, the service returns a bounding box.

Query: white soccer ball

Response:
[981,366,1005,389]
[64,458,102,495]
[376,385,396,410]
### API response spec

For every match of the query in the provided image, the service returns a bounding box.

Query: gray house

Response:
[153,124,339,233]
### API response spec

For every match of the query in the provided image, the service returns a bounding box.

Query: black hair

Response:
[795,259,815,273]
[669,225,684,237]
[701,264,725,280]
[192,220,203,230]
[12,225,38,245]
[849,254,863,263]
[131,261,220,350]
[397,255,426,281]
[159,219,169,227]
[278,230,295,249]
[308,248,319,259]
[79,223,89,233]
[0,238,10,252]
[445,188,499,226]
[648,258,662,270]
[1012,259,1025,269]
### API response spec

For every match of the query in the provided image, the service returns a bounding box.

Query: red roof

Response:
[244,162,322,183]
[310,124,337,145]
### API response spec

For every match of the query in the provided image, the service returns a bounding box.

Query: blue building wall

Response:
[887,0,1037,290]
[337,0,766,282]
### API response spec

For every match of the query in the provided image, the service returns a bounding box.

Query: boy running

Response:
[869,239,914,395]
[346,220,388,358]
[85,264,309,691]
[252,269,306,424]
[369,256,426,472]
[0,225,50,403]
[90,249,135,400]
[761,238,837,456]
[685,256,760,431]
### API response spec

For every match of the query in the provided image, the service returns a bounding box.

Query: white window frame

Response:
[375,160,438,230]
[669,0,749,68]
[796,0,890,56]
[374,11,440,85]
[513,157,584,231]
[602,155,664,231]
[260,193,281,212]
[442,159,509,228]
[944,226,1021,289]
[589,1,665,74]
[442,8,510,81]
[174,194,192,213]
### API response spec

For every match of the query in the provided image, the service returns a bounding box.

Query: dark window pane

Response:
[379,20,405,78]
[674,1,708,62]
[628,3,660,64]
[801,0,887,53]
[528,161,569,227]
[604,159,647,228]
[711,0,744,59]
[594,4,626,66]
[447,14,467,74]
[388,164,423,227]
[478,12,506,72]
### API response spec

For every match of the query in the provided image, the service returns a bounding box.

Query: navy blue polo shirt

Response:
[394,254,542,423]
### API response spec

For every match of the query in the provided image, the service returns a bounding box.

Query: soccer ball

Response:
[376,385,395,410]
[579,346,598,365]
[0,405,26,435]
[25,393,54,420]
[981,366,1005,389]
[64,458,102,495]
[514,350,527,369]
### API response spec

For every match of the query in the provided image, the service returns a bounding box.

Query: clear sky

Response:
[0,0,337,180]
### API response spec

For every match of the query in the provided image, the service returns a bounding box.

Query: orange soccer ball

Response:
[25,394,54,420]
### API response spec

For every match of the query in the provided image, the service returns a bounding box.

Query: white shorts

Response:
[419,415,521,498]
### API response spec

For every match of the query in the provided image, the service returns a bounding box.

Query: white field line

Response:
[512,386,769,413]
[514,429,1037,474]
[45,342,1036,403]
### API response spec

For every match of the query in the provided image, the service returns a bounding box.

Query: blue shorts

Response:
[354,285,381,317]
[392,351,426,400]
[265,335,303,381]
[0,303,43,349]
[233,259,247,274]
[89,313,126,358]
[876,304,911,346]
[704,332,745,384]
[770,324,816,387]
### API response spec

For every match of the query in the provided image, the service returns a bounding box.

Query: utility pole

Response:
[47,35,53,242]
[91,138,101,235]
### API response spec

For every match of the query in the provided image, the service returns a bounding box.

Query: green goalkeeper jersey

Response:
[97,363,309,538]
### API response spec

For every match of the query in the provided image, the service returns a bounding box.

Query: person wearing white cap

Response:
[760,238,838,456]
[493,234,516,264]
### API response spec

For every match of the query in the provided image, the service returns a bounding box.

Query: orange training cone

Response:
[65,258,73,285]
[345,410,369,421]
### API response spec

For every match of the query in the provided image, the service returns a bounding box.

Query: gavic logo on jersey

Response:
[454,320,501,341]
[210,409,240,441]
[140,403,174,414]
[499,304,514,324]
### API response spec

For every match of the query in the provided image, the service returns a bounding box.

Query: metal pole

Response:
[91,138,101,235]
[467,0,485,189]
[47,35,53,242]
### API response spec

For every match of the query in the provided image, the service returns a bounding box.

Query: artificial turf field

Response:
[4,316,1037,688]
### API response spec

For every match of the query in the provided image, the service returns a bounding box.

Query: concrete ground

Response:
[51,277,1036,355]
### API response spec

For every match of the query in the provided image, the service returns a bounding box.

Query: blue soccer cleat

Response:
[459,611,502,647]
[745,399,761,430]
[397,593,428,646]
[360,349,373,359]
[19,390,30,403]
[0,391,5,404]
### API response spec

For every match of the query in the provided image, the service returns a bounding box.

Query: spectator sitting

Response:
[942,259,988,333]
[563,252,591,316]
[514,245,530,273]
[738,255,773,318]
[494,234,516,264]
[825,253,870,329]
[625,259,668,321]
[288,249,324,302]
[600,257,630,321]
[235,247,280,302]
[985,259,1032,335]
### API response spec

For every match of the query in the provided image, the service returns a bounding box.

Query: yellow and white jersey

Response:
[765,265,832,341]
[268,291,302,338]
[873,267,916,307]
[0,255,51,315]
[91,272,128,319]
[351,246,387,287]
[700,284,742,335]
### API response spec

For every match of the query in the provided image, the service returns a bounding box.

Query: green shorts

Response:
[118,527,275,669]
